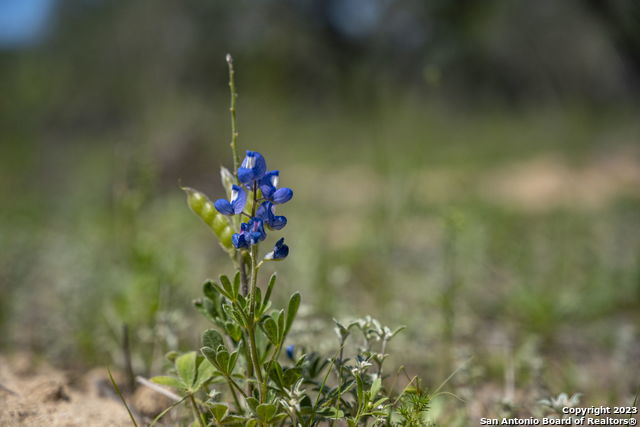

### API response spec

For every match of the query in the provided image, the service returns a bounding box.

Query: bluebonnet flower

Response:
[259,170,293,204]
[264,238,289,261]
[214,185,247,215]
[237,151,267,184]
[286,344,295,360]
[256,201,287,230]
[232,217,267,249]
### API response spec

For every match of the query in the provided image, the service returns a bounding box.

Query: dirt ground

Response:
[0,353,170,426]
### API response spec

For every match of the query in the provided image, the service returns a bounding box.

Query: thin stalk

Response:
[226,54,240,175]
[189,393,206,427]
[247,246,266,402]
[227,377,244,412]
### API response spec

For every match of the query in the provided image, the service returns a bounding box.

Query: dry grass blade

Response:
[107,367,139,427]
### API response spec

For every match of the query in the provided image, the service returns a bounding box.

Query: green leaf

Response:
[224,321,243,342]
[150,375,184,390]
[233,272,241,297]
[355,374,365,408]
[282,368,302,387]
[219,275,234,297]
[254,287,262,316]
[245,419,257,427]
[212,281,233,300]
[370,376,382,398]
[211,403,229,421]
[201,347,218,369]
[175,352,197,388]
[256,404,277,422]
[194,359,216,390]
[262,274,277,310]
[391,325,406,339]
[268,362,285,388]
[202,329,225,351]
[260,317,279,345]
[216,350,231,374]
[275,309,285,341]
[203,280,219,301]
[246,397,259,414]
[284,292,301,336]
[228,350,239,373]
[270,413,288,423]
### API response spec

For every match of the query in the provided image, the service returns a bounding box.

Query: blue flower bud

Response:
[264,237,289,261]
[286,344,295,360]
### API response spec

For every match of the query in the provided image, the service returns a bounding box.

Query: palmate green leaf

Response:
[284,292,300,336]
[150,375,185,390]
[175,352,197,388]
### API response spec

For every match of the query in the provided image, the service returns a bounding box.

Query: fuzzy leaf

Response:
[175,352,197,388]
[284,292,300,336]
[219,275,234,297]
[194,359,216,390]
[256,404,277,422]
[260,317,279,345]
[151,375,184,390]
[233,272,241,297]
[370,376,382,398]
[262,274,277,310]
[202,329,225,352]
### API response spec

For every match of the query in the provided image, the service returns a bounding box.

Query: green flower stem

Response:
[189,393,206,427]
[247,245,267,402]
[226,54,240,175]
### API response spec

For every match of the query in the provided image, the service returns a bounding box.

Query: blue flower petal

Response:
[232,233,248,249]
[238,151,267,183]
[272,187,293,204]
[230,185,247,214]
[269,215,287,230]
[214,199,234,215]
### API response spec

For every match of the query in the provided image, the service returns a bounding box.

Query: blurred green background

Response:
[1,0,639,420]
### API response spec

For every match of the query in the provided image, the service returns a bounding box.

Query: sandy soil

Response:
[0,353,170,426]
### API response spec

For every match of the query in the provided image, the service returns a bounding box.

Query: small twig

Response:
[136,376,182,402]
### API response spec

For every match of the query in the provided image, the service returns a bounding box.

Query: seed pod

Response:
[182,187,234,250]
